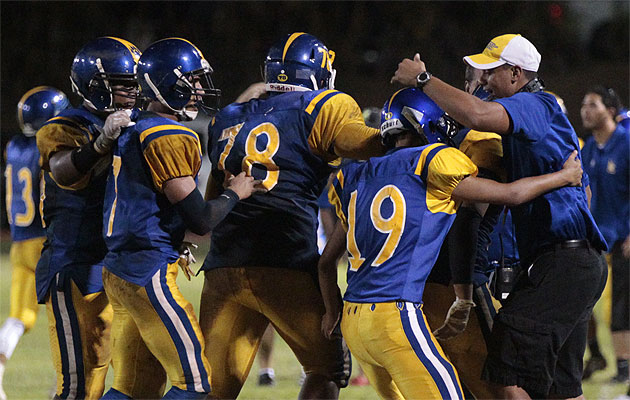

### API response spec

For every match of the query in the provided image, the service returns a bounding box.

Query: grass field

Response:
[0,238,627,399]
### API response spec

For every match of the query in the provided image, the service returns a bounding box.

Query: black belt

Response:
[539,239,590,253]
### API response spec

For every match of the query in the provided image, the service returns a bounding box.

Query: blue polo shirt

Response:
[581,124,629,246]
[495,91,607,260]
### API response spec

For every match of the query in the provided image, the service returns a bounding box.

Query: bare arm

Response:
[391,54,511,135]
[319,221,347,339]
[48,150,87,186]
[234,82,267,103]
[452,150,582,206]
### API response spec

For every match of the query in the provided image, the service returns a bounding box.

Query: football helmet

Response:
[137,38,221,120]
[70,36,141,112]
[17,86,69,136]
[264,32,336,93]
[380,87,458,147]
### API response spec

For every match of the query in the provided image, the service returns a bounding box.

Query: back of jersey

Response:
[330,144,477,304]
[5,134,45,241]
[205,90,343,272]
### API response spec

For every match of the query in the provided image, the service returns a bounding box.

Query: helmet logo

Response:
[384,112,393,120]
[277,73,288,82]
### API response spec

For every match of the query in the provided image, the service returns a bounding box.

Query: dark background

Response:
[1,1,628,141]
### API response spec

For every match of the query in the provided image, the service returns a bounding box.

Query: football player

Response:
[100,38,262,400]
[35,37,141,400]
[0,87,68,400]
[319,87,583,400]
[198,32,385,399]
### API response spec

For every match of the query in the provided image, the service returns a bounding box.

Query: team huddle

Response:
[1,30,628,400]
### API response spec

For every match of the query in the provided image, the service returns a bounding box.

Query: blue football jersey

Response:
[34,107,109,302]
[203,89,382,272]
[5,134,45,241]
[329,144,478,303]
[582,124,630,246]
[103,112,202,286]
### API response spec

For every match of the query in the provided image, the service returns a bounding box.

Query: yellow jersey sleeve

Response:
[327,169,348,230]
[459,130,504,180]
[36,119,91,171]
[308,92,384,161]
[416,146,477,214]
[141,130,202,192]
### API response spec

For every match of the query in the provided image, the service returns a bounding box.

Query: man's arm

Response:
[391,54,511,135]
[165,172,264,236]
[452,150,582,205]
[318,221,347,340]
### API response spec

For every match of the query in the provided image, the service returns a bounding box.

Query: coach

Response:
[392,34,608,399]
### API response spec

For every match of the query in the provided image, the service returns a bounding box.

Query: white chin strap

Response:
[144,72,181,115]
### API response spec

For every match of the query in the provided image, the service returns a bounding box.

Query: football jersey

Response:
[582,124,630,246]
[5,134,45,241]
[34,107,109,302]
[495,91,607,259]
[202,89,382,272]
[329,144,478,303]
[103,112,202,286]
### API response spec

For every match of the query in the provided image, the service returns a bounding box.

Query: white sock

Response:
[259,368,275,378]
[0,318,25,360]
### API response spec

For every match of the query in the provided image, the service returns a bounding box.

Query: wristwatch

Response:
[416,71,432,89]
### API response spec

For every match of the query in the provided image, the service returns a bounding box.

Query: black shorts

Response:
[482,246,607,398]
[611,241,630,332]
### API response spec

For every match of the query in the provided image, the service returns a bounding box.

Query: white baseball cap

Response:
[463,34,541,72]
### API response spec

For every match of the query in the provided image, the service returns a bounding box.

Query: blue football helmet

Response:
[264,32,336,93]
[17,86,69,136]
[137,38,221,120]
[380,87,458,147]
[70,36,141,112]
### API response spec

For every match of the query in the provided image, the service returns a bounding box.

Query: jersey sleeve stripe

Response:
[140,125,202,154]
[329,170,347,228]
[305,90,338,115]
[420,145,447,183]
[413,143,444,178]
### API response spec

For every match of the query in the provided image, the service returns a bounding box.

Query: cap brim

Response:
[463,53,506,70]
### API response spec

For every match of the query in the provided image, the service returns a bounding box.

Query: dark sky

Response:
[1,1,628,143]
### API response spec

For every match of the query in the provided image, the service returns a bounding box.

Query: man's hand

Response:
[321,310,341,340]
[177,242,198,281]
[94,110,132,154]
[433,297,475,341]
[561,150,583,187]
[391,54,426,86]
[225,171,267,200]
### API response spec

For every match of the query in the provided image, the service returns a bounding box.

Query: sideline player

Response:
[319,87,584,400]
[581,86,630,385]
[100,38,262,400]
[35,37,141,400]
[0,87,68,400]
[198,32,385,399]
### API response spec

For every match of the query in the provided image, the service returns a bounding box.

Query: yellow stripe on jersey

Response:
[308,92,384,162]
[282,32,306,63]
[305,89,337,115]
[140,124,202,156]
[413,143,444,176]
[328,169,348,230]
[36,121,91,171]
[425,147,477,214]
[459,130,504,180]
[142,134,202,192]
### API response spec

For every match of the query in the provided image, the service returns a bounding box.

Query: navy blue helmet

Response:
[17,86,69,136]
[70,37,141,112]
[380,87,458,147]
[264,32,336,93]
[137,38,221,120]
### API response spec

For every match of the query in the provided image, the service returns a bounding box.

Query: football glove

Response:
[433,297,475,341]
[94,110,133,154]
[177,242,198,281]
